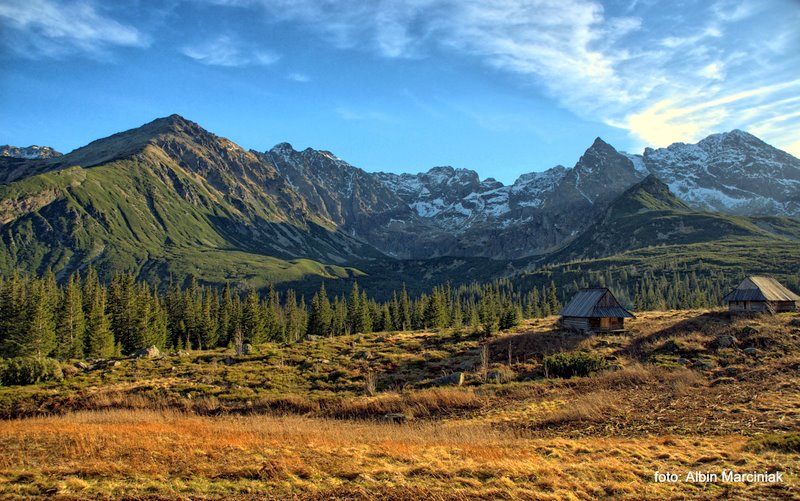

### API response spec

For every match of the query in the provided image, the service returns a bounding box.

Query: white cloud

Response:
[699,63,724,80]
[207,0,800,152]
[0,0,147,58]
[181,35,279,67]
[287,72,310,83]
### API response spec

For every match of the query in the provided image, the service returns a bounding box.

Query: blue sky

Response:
[1,0,798,184]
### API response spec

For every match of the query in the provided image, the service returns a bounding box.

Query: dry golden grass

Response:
[2,309,800,499]
[0,409,796,500]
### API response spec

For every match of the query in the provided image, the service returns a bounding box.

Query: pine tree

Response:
[308,283,332,337]
[217,282,233,347]
[546,281,560,315]
[109,273,139,354]
[241,289,265,344]
[399,285,412,331]
[84,286,115,358]
[0,272,26,357]
[13,280,56,359]
[56,274,85,359]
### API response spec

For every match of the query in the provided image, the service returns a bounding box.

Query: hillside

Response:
[2,310,798,499]
[543,175,800,264]
[2,115,800,297]
[0,116,384,288]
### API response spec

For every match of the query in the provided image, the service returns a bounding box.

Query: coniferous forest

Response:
[4,262,795,365]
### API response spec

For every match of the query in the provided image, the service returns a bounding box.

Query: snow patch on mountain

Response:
[1,145,62,159]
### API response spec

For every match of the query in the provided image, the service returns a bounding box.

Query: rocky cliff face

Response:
[636,130,800,215]
[0,145,62,159]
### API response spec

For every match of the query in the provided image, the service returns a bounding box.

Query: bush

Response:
[746,432,800,453]
[544,352,608,379]
[1,357,64,386]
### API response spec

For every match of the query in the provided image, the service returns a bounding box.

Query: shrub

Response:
[746,432,800,453]
[1,357,64,386]
[544,352,608,379]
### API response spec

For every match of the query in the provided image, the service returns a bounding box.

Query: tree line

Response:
[3,263,796,360]
[0,270,563,359]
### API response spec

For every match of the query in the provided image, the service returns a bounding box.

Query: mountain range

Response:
[1,114,799,295]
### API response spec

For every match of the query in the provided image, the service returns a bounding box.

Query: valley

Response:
[1,310,798,499]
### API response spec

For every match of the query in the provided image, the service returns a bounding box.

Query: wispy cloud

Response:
[217,0,800,152]
[287,72,311,83]
[335,106,395,122]
[181,35,279,67]
[0,0,148,58]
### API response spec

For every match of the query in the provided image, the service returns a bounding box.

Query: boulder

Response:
[740,325,759,336]
[382,413,409,424]
[431,372,464,386]
[743,347,758,356]
[694,360,714,370]
[715,335,736,348]
[241,343,253,355]
[133,346,162,359]
[175,350,190,358]
[677,358,690,365]
[222,357,235,366]
[74,361,90,371]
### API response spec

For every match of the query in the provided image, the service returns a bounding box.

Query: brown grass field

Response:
[1,309,799,499]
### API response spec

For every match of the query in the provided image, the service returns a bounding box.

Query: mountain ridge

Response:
[2,114,799,294]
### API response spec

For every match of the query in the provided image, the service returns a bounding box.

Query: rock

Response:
[110,360,121,367]
[677,358,690,365]
[133,346,162,359]
[431,372,465,387]
[740,326,759,336]
[74,361,90,370]
[222,357,235,366]
[242,343,253,355]
[175,350,190,358]
[694,360,714,370]
[716,335,736,348]
[710,377,736,387]
[382,413,409,424]
[724,367,739,377]
[743,347,758,356]
[306,335,322,341]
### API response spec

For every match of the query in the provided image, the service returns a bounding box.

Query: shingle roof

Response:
[723,276,800,303]
[559,288,635,318]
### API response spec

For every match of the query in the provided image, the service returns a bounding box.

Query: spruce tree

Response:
[399,285,412,331]
[56,274,86,359]
[241,289,265,344]
[308,283,332,337]
[85,286,115,358]
[15,280,57,359]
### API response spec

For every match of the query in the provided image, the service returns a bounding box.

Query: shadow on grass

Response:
[625,310,733,360]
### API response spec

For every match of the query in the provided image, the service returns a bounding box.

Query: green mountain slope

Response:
[0,116,381,286]
[543,175,799,264]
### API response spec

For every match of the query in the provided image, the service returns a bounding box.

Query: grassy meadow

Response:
[1,309,799,499]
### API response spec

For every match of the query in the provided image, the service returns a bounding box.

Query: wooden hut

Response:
[723,276,800,314]
[558,288,635,333]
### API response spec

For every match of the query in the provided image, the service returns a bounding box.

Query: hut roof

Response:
[558,288,635,318]
[723,276,800,303]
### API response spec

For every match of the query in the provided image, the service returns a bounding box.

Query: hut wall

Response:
[561,317,591,332]
[590,317,625,332]
[772,301,798,312]
[729,301,771,313]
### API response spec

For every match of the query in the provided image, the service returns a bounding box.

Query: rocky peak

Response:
[0,145,62,159]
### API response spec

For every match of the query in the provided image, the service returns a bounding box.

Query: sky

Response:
[1,0,799,184]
